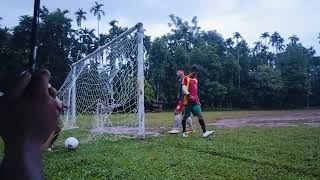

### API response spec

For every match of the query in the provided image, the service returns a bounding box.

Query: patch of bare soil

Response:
[210,111,320,128]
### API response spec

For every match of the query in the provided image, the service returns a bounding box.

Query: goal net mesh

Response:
[57,24,144,136]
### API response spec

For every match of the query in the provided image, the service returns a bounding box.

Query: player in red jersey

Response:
[181,66,214,138]
[168,69,193,134]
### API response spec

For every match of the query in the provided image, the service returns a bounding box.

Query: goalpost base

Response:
[90,126,160,137]
[61,126,79,131]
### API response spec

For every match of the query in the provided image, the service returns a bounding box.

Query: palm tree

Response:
[109,20,118,27]
[253,41,263,54]
[225,38,234,49]
[80,28,95,44]
[233,32,242,88]
[56,8,69,15]
[260,32,270,47]
[75,9,87,29]
[233,32,242,44]
[270,32,279,53]
[108,20,123,39]
[270,32,284,54]
[260,32,272,67]
[79,28,96,54]
[289,34,299,44]
[90,1,105,44]
[252,41,264,68]
[276,36,284,53]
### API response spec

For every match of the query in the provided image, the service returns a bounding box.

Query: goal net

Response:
[57,23,145,138]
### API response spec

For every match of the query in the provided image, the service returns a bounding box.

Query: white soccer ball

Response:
[64,137,79,150]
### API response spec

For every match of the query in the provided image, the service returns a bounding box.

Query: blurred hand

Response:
[0,69,63,144]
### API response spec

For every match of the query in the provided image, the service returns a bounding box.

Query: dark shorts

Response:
[184,104,202,117]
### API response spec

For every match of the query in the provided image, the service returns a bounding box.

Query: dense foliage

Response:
[1,6,320,109]
[148,15,320,109]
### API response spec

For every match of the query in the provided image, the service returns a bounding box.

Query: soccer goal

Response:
[57,23,145,139]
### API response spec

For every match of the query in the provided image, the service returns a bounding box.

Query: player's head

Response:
[176,68,185,78]
[189,65,198,78]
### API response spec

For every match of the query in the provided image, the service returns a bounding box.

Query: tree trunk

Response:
[237,47,240,89]
[97,20,100,46]
[265,39,267,47]
[156,81,160,101]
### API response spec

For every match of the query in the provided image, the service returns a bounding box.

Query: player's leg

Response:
[41,126,61,151]
[197,112,206,133]
[186,116,194,132]
[174,112,181,129]
[168,112,181,134]
[182,105,192,137]
[48,126,61,147]
[169,102,184,134]
[180,102,194,132]
[193,105,214,137]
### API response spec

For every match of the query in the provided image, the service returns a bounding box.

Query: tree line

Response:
[1,3,320,109]
[148,15,320,109]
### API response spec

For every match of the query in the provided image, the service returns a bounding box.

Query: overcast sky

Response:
[0,0,319,54]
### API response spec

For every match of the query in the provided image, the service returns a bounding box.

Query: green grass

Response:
[1,110,320,179]
[43,127,320,179]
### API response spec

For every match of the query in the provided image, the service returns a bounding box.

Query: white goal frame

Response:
[58,23,145,139]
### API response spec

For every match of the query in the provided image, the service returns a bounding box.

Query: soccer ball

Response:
[64,137,79,150]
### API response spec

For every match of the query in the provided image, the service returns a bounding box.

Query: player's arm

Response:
[182,77,190,95]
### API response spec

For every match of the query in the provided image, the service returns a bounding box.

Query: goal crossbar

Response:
[72,23,143,67]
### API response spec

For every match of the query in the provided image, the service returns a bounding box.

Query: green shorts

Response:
[184,104,202,117]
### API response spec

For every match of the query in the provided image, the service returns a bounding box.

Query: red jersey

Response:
[183,76,200,105]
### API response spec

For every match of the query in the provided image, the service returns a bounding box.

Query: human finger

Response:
[8,71,32,100]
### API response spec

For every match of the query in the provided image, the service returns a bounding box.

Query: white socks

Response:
[186,117,193,129]
[173,115,181,129]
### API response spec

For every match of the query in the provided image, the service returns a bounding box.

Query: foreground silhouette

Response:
[0,70,63,180]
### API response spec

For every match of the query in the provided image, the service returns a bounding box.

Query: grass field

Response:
[1,110,320,179]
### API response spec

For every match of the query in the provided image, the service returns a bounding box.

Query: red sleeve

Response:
[183,76,189,86]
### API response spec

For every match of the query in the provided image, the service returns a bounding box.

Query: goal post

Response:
[137,23,145,139]
[70,66,76,128]
[58,23,146,138]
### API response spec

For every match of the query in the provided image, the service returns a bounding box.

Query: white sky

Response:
[0,0,319,54]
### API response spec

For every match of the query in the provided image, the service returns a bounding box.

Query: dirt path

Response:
[210,111,320,128]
